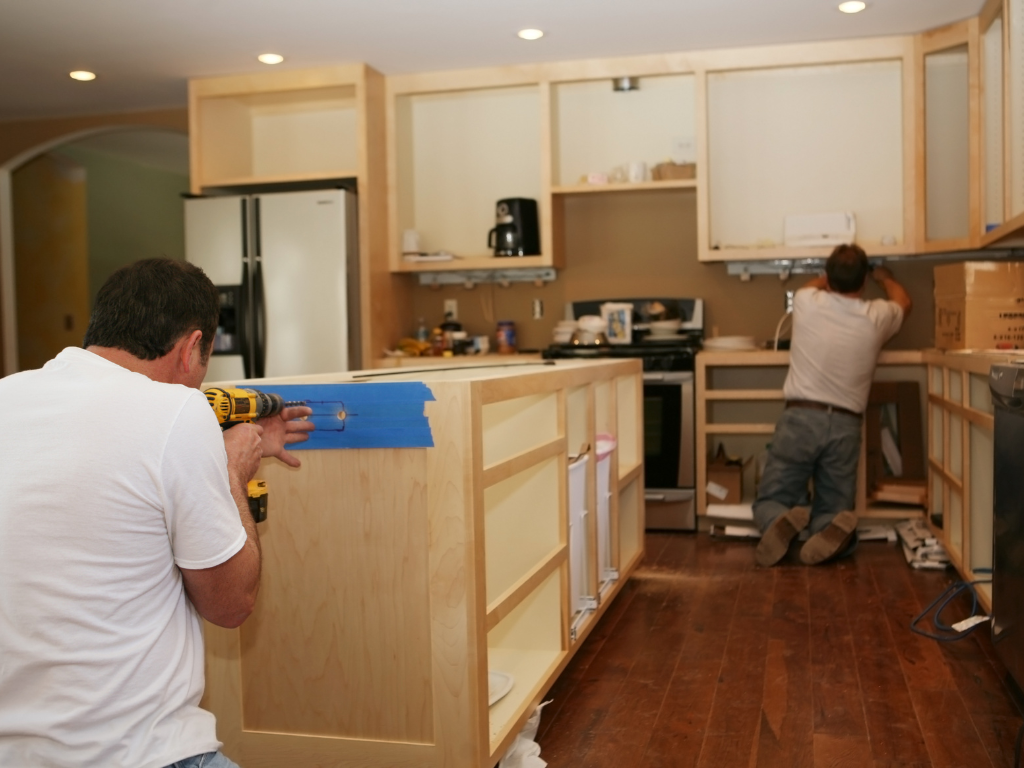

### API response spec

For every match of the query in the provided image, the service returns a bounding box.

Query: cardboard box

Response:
[934,262,1024,350]
[652,162,696,181]
[706,446,743,504]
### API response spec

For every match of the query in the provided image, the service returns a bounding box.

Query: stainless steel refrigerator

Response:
[185,189,359,382]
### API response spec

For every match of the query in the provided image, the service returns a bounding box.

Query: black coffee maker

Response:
[488,198,540,257]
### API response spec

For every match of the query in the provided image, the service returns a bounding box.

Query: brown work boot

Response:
[800,510,858,565]
[755,507,811,567]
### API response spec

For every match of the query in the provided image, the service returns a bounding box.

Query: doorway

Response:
[2,127,189,373]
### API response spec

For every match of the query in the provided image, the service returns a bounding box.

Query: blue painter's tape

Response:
[238,382,435,449]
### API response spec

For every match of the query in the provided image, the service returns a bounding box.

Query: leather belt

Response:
[785,399,862,419]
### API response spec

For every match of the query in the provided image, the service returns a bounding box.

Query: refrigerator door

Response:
[256,189,350,377]
[184,195,249,382]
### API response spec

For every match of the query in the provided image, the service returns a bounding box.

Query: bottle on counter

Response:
[430,327,445,356]
[496,320,517,354]
[440,312,462,352]
[414,317,429,342]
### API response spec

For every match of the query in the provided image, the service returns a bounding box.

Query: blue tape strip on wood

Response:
[247,382,435,449]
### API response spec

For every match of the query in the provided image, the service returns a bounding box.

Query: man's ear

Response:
[178,330,205,374]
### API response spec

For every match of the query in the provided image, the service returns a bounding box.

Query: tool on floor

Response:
[204,387,305,523]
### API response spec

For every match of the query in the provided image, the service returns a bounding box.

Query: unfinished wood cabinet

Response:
[695,350,927,522]
[201,359,644,768]
[923,349,1010,612]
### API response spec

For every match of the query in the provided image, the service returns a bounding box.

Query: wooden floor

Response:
[535,532,1023,768]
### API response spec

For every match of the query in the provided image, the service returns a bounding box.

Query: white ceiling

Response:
[0,0,984,122]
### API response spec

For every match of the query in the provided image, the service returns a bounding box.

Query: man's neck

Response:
[85,346,175,384]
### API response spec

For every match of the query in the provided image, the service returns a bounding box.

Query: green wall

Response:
[54,145,189,303]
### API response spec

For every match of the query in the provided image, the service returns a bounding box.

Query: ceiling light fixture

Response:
[837,1,867,13]
[517,29,544,41]
[258,53,285,65]
[69,70,96,81]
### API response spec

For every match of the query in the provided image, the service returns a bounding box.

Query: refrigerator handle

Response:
[239,258,252,379]
[253,256,266,379]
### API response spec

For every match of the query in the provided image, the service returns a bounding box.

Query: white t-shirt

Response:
[783,288,904,414]
[0,347,246,768]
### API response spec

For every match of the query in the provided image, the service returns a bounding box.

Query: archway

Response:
[0,125,188,375]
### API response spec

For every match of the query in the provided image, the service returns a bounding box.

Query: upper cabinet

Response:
[389,82,547,272]
[550,74,697,193]
[705,52,907,261]
[189,65,379,192]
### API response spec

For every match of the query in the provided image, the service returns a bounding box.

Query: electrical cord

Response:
[910,579,992,642]
[772,311,792,351]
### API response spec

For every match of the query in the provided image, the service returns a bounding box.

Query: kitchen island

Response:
[201,358,644,768]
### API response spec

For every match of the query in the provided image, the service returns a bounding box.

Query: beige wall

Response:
[409,189,936,352]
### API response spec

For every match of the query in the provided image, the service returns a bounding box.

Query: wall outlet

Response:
[532,298,544,319]
[444,298,458,320]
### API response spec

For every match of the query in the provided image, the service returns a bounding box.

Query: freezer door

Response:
[256,189,350,377]
[184,196,247,284]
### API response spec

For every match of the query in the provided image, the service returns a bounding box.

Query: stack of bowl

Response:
[553,320,577,345]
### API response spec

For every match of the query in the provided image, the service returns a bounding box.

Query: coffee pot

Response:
[487,198,540,257]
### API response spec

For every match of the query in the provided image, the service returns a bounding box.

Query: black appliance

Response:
[488,198,540,257]
[989,362,1024,696]
[543,298,703,531]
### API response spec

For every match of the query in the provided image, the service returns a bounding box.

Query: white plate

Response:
[488,670,514,706]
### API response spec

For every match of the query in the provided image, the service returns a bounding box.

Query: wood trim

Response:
[927,392,995,430]
[704,389,785,401]
[903,33,921,252]
[704,423,777,435]
[467,384,489,765]
[538,81,558,270]
[619,462,643,487]
[960,370,974,572]
[552,179,698,195]
[694,66,712,261]
[395,255,552,273]
[980,207,1024,246]
[478,360,640,404]
[919,19,971,54]
[930,454,965,492]
[198,169,358,189]
[912,31,927,247]
[187,81,203,194]
[968,17,984,249]
[188,64,364,97]
[695,355,708,517]
[701,243,909,263]
[482,437,566,488]
[485,545,567,631]
[979,0,1004,32]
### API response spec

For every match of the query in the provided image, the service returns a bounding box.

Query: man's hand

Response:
[259,405,315,468]
[223,422,263,486]
[872,265,895,282]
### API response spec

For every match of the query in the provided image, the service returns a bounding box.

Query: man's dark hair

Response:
[83,259,220,362]
[825,244,870,294]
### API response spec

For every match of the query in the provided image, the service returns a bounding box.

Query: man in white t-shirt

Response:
[753,244,912,567]
[0,259,313,768]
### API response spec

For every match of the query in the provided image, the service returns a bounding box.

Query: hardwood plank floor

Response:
[534,532,1023,768]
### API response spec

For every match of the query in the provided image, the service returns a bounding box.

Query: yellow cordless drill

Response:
[204,387,301,523]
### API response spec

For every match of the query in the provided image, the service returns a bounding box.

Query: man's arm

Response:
[872,265,912,316]
[801,274,828,291]
[180,423,263,628]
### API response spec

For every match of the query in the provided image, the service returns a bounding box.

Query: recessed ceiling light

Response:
[517,29,544,41]
[838,1,867,13]
[69,71,96,81]
[258,53,284,65]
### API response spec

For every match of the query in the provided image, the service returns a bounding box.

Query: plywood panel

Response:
[618,477,642,567]
[252,103,358,178]
[969,422,994,571]
[238,449,434,743]
[708,60,904,249]
[482,391,559,466]
[924,46,971,242]
[484,457,561,603]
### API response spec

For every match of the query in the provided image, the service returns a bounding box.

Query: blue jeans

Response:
[165,752,240,768]
[753,407,861,543]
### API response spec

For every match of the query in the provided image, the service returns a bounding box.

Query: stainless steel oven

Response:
[644,371,696,531]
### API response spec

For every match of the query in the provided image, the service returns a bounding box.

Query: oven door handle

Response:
[645,493,667,502]
[643,372,694,383]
